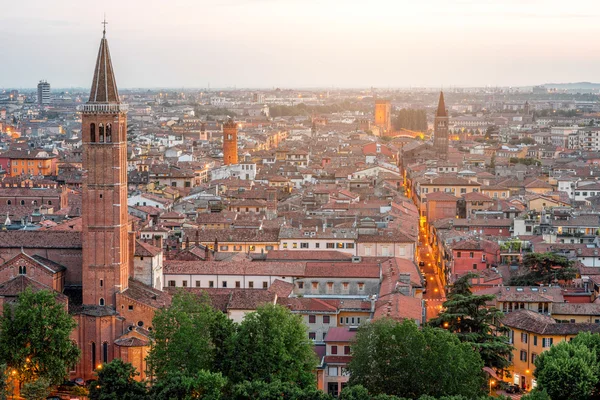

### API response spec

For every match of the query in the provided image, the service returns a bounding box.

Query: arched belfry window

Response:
[106,123,112,143]
[18,265,26,275]
[99,124,104,143]
[90,123,96,142]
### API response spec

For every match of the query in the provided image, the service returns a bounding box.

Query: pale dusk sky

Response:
[1,0,599,89]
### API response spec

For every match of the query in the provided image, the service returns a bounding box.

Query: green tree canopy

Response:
[226,304,317,387]
[348,319,485,399]
[147,291,232,381]
[20,378,51,400]
[429,273,513,371]
[534,339,599,400]
[88,359,148,400]
[510,252,577,286]
[149,370,226,400]
[231,380,332,400]
[0,288,80,385]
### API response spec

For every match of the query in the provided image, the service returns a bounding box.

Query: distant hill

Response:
[543,82,600,89]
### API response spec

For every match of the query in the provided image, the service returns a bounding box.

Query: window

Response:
[346,243,355,249]
[331,345,338,355]
[137,321,144,327]
[542,338,554,348]
[263,282,268,289]
[235,281,241,288]
[312,282,318,290]
[521,332,528,344]
[532,353,537,363]
[309,315,316,324]
[308,332,316,340]
[328,366,338,377]
[195,280,201,287]
[182,280,188,287]
[533,335,538,346]
[342,282,349,291]
[128,305,133,311]
[315,243,320,249]
[292,242,298,249]
[326,243,335,249]
[168,280,175,287]
[298,282,304,289]
[100,279,103,287]
[457,251,462,258]
[283,243,288,249]
[222,281,227,288]
[6,200,10,205]
[209,281,214,288]
[300,242,309,249]
[99,123,104,142]
[344,346,351,355]
[91,342,96,370]
[99,298,105,306]
[220,245,229,251]
[472,263,477,270]
[469,252,474,258]
[248,281,254,288]
[358,282,365,291]
[90,123,96,142]
[20,200,24,206]
[520,350,527,361]
[327,282,334,292]
[323,315,330,324]
[18,266,26,275]
[106,123,112,142]
[102,342,108,363]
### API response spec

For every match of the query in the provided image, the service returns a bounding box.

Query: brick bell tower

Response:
[433,91,449,160]
[81,24,129,307]
[223,118,238,165]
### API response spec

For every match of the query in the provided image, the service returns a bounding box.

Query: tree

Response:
[147,291,228,381]
[88,359,148,400]
[230,380,332,400]
[0,289,80,385]
[521,390,551,400]
[510,252,577,286]
[348,319,485,399]
[429,273,513,371]
[149,370,226,400]
[534,340,598,400]
[226,304,317,387]
[20,378,51,400]
[489,153,496,170]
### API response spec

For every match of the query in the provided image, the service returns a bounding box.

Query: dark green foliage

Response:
[520,390,551,400]
[534,339,599,400]
[509,157,541,166]
[348,319,485,399]
[0,289,80,385]
[429,273,513,371]
[510,252,577,286]
[147,291,227,380]
[20,378,51,400]
[226,304,317,386]
[89,359,148,400]
[393,109,427,132]
[230,380,332,400]
[149,370,226,400]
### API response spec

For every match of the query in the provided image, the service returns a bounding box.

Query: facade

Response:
[223,119,238,165]
[374,99,392,135]
[37,80,51,105]
[433,91,449,159]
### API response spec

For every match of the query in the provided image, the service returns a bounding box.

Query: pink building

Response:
[450,238,500,280]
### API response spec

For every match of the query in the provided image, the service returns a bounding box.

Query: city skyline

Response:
[2,0,600,89]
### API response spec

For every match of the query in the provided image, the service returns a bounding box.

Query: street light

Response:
[489,380,495,395]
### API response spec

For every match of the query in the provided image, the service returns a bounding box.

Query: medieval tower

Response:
[374,99,392,135]
[433,91,449,160]
[81,26,130,308]
[223,119,238,165]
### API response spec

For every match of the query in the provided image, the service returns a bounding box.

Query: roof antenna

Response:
[102,14,108,38]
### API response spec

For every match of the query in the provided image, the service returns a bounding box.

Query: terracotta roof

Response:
[496,286,564,302]
[135,240,162,257]
[227,290,276,310]
[304,263,380,279]
[502,309,600,335]
[0,231,82,249]
[324,355,352,364]
[163,260,305,277]
[267,279,294,298]
[114,337,149,347]
[265,250,353,261]
[425,192,459,201]
[119,279,172,309]
[324,327,357,342]
[552,303,600,316]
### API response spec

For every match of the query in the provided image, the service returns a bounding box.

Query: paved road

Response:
[418,231,446,320]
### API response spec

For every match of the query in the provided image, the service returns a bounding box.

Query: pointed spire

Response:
[436,91,447,118]
[88,22,119,104]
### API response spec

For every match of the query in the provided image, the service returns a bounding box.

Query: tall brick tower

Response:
[433,91,449,160]
[223,119,238,165]
[81,25,129,307]
[374,99,392,134]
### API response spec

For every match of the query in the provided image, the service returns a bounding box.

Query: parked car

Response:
[418,261,425,267]
[506,384,521,394]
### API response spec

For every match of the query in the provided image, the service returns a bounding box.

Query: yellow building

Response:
[6,149,57,177]
[502,309,600,392]
[374,99,392,134]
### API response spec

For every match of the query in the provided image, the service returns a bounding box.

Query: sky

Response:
[1,0,600,89]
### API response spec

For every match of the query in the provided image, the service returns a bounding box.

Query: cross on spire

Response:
[102,15,108,38]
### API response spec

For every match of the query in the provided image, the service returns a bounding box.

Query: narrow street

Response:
[417,226,447,320]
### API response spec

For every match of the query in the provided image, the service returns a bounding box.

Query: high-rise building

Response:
[374,99,392,134]
[433,91,449,159]
[37,80,51,105]
[223,119,238,165]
